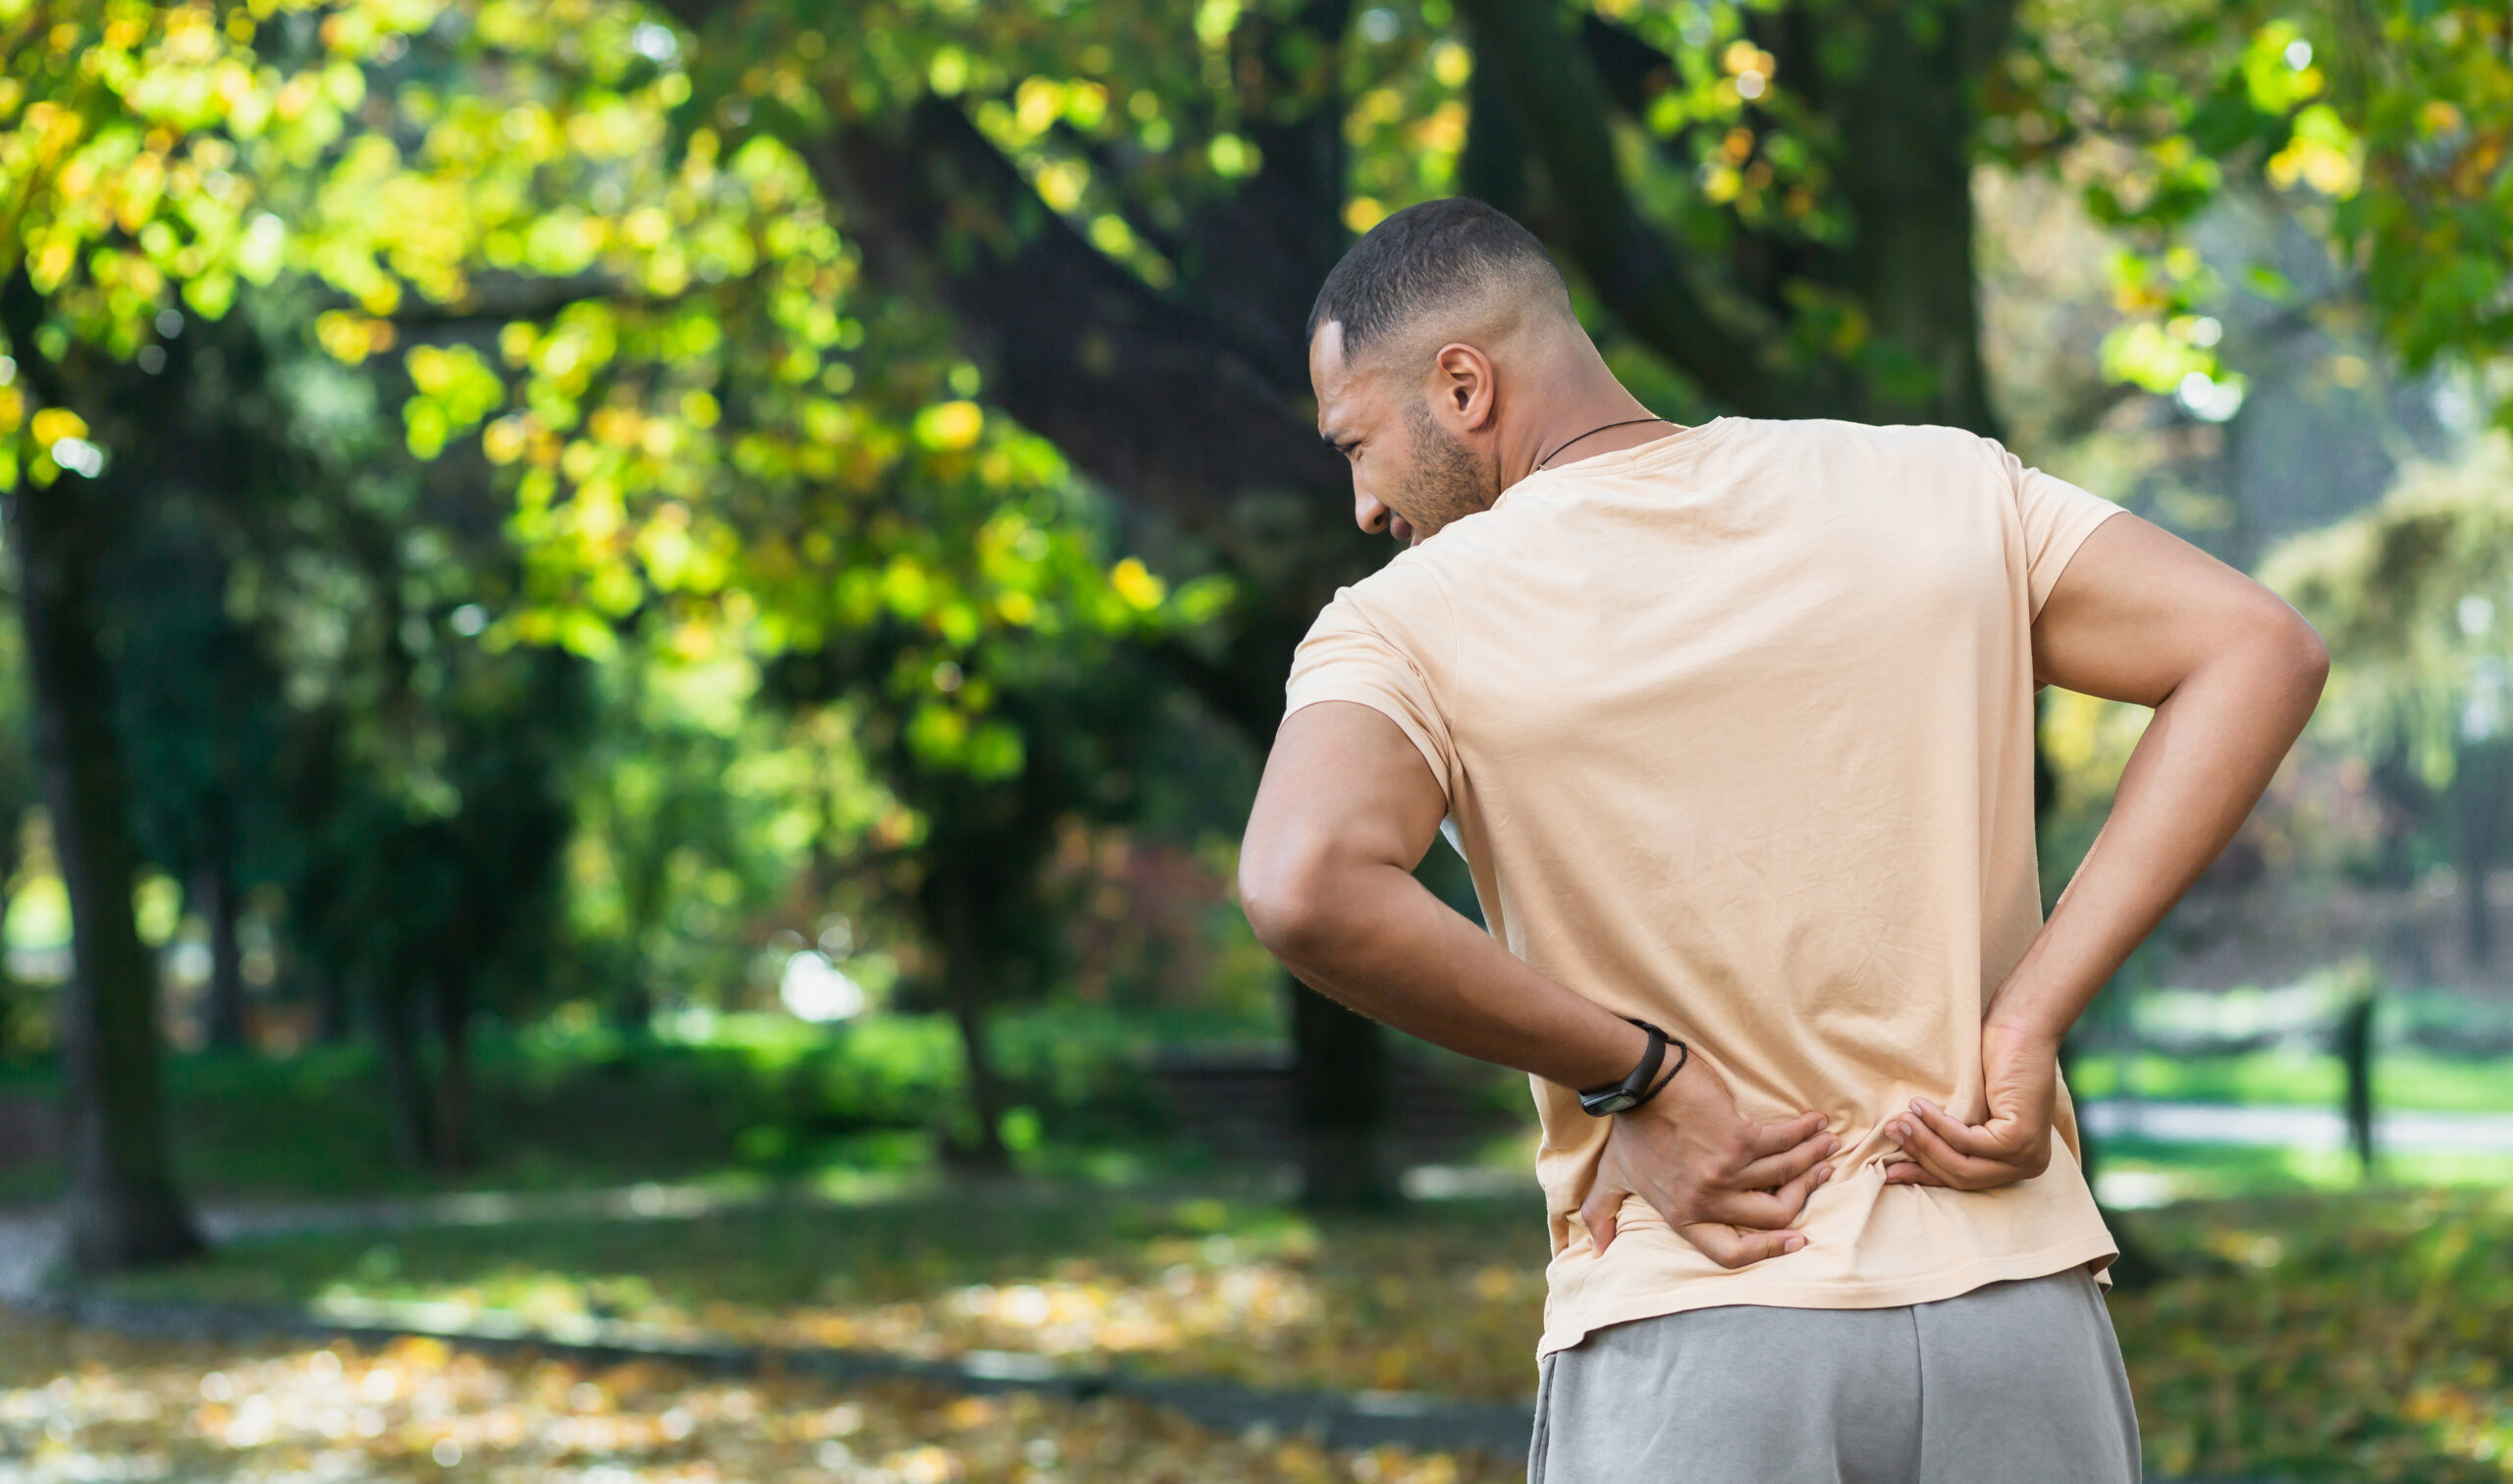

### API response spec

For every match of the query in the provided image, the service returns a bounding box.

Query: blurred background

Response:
[0,0,2507,1480]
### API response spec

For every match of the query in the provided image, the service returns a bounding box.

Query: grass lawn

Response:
[3,1035,2495,1209]
[0,1006,1260,1205]
[89,1179,2513,1483]
[2068,1048,2513,1113]
[2091,1140,2513,1208]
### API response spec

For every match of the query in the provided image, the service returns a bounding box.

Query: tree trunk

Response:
[2336,990,2378,1175]
[2369,745,2434,982]
[429,977,472,1173]
[613,975,654,1038]
[0,799,23,1061]
[311,965,351,1046]
[1290,975,1398,1209]
[1791,0,2012,432]
[615,827,668,1034]
[194,856,247,1052]
[432,1045,470,1172]
[373,981,435,1167]
[937,874,1013,1175]
[2453,741,2507,972]
[3,450,203,1275]
[2462,848,2493,973]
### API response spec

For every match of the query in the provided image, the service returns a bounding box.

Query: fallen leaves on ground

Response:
[95,1184,2513,1481]
[103,1192,1556,1402]
[2110,1186,2513,1483]
[747,1229,1548,1402]
[0,1313,1517,1482]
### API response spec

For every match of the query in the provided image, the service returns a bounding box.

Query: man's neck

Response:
[1496,362,1674,492]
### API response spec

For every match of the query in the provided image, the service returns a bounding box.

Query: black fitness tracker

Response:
[1577,1019,1688,1116]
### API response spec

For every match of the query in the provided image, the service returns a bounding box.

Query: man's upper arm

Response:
[1245,701,1452,908]
[1243,588,1458,933]
[2032,511,2318,706]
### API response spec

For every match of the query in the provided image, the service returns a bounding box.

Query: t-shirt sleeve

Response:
[1283,587,1458,806]
[1994,441,2126,618]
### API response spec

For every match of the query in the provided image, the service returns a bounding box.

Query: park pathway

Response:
[2079,1098,2513,1150]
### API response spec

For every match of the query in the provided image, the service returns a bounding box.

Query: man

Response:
[1238,198,2326,1482]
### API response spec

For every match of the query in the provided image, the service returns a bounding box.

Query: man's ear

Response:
[1431,343,1498,433]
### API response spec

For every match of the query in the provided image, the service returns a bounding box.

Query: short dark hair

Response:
[1306,198,1571,355]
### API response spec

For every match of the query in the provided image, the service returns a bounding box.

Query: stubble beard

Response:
[1395,398,1499,542]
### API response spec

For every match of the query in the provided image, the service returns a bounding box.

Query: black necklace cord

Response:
[1533,415,1673,471]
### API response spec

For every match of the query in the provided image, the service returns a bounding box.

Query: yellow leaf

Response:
[29,407,86,446]
[481,416,528,465]
[1109,556,1165,611]
[915,400,984,451]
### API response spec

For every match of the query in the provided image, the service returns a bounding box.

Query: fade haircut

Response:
[1306,198,1576,365]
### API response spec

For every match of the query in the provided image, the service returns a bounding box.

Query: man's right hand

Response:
[1577,1056,1838,1268]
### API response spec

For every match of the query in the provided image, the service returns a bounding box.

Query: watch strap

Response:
[1635,1035,1688,1107]
[1577,1019,1676,1116]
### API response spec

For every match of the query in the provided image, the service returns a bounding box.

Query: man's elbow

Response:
[1238,841,1343,967]
[2217,593,2329,730]
[2262,599,2330,703]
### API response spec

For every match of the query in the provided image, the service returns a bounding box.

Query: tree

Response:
[226,288,600,1172]
[0,272,202,1267]
[765,532,1200,1169]
[107,306,300,1055]
[244,10,1248,1176]
[0,0,438,1272]
[290,650,589,1170]
[0,0,614,1213]
[0,613,33,1065]
[2261,438,2513,974]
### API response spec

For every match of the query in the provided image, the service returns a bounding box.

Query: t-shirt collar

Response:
[1494,418,1733,510]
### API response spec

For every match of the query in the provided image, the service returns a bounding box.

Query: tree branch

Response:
[794,99,1344,534]
[380,270,698,328]
[1571,15,1828,325]
[1451,0,1843,417]
[653,0,1358,538]
[651,0,1379,708]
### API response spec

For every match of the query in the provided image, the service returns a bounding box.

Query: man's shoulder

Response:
[1725,415,1998,464]
[1305,547,1452,650]
[1716,419,2020,520]
[1338,541,1456,607]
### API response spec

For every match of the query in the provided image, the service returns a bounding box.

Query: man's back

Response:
[1284,416,2121,1352]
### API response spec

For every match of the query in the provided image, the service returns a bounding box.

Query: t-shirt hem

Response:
[1533,1232,2124,1359]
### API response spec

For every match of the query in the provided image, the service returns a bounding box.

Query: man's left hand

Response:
[1882,1022,2059,1190]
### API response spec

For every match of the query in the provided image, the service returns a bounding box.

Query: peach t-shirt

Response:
[1282,417,2126,1357]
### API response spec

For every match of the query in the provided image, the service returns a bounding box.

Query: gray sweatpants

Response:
[1528,1268,2140,1483]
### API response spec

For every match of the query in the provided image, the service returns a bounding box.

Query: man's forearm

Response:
[1987,620,2327,1046]
[1254,857,1651,1092]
